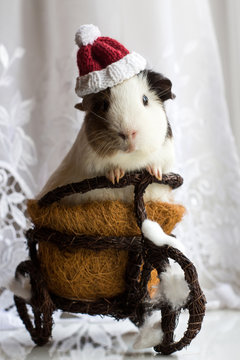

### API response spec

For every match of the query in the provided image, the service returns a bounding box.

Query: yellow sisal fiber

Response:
[27,200,185,301]
[27,200,185,237]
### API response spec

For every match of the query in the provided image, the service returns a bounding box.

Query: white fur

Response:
[142,219,185,252]
[7,274,31,301]
[38,74,175,205]
[133,311,163,349]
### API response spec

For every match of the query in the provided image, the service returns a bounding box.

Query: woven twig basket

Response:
[14,171,206,354]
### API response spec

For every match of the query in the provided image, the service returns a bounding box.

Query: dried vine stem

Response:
[38,171,183,207]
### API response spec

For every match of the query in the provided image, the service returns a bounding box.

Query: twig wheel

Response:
[14,261,55,346]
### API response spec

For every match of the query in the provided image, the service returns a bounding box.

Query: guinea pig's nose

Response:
[118,130,137,141]
[130,130,137,139]
[126,130,137,140]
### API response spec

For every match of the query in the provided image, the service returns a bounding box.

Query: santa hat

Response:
[75,24,147,97]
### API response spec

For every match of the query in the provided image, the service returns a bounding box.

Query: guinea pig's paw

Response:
[106,168,125,184]
[146,165,162,180]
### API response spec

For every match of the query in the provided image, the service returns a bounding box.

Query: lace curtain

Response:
[1,0,240,347]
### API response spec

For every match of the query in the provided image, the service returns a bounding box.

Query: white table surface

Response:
[0,310,239,360]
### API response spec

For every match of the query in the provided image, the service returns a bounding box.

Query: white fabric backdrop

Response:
[0,0,240,333]
[209,0,240,156]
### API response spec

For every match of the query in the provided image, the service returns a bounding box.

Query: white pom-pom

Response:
[159,263,189,309]
[142,219,185,252]
[133,311,163,349]
[75,24,101,47]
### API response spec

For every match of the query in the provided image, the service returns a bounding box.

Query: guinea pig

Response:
[10,70,182,304]
[37,69,175,205]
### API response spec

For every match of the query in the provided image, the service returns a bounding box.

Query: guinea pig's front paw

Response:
[146,165,162,180]
[106,168,125,184]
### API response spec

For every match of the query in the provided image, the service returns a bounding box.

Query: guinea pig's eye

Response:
[102,100,109,112]
[142,95,149,106]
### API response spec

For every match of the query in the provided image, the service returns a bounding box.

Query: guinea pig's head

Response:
[77,70,175,157]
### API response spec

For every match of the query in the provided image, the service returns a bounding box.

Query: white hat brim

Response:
[75,52,147,97]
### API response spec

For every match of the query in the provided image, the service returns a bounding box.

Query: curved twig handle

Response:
[38,171,183,207]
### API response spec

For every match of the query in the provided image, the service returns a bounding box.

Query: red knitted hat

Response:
[75,24,147,97]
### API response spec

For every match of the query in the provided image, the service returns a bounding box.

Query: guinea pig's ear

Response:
[145,70,176,102]
[75,94,94,112]
[74,102,84,111]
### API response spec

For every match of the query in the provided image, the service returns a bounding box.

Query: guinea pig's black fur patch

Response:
[166,121,173,138]
[140,70,176,102]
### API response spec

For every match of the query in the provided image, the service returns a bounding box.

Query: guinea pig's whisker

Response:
[86,130,106,139]
[159,88,171,96]
[98,140,110,152]
[95,143,108,156]
[87,134,107,145]
[101,141,119,157]
[89,110,108,122]
[96,141,115,157]
[87,131,104,139]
